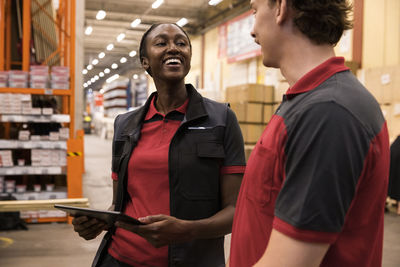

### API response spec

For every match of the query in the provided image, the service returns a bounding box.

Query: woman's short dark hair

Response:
[139,23,192,63]
[269,0,353,45]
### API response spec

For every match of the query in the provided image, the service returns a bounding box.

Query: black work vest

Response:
[93,84,231,267]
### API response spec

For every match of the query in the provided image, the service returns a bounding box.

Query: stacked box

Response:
[0,93,22,114]
[0,71,8,87]
[21,94,32,114]
[31,149,66,166]
[0,150,13,167]
[59,128,69,140]
[51,66,70,89]
[18,130,30,141]
[8,70,28,88]
[30,65,49,89]
[226,84,275,144]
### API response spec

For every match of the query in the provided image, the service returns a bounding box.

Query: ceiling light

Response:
[98,52,105,59]
[133,74,139,80]
[111,63,118,69]
[152,0,164,9]
[82,69,88,75]
[83,83,88,87]
[104,68,110,74]
[106,74,119,83]
[176,18,188,27]
[91,78,96,83]
[129,50,137,57]
[94,75,99,80]
[96,10,106,20]
[120,57,127,63]
[99,72,105,77]
[87,81,92,85]
[117,33,126,42]
[131,18,141,28]
[92,59,99,65]
[87,64,93,70]
[208,0,223,6]
[85,26,93,35]
[106,44,114,51]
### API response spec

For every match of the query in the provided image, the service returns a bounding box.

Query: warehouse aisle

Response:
[0,134,400,266]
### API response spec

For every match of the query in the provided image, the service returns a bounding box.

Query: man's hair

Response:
[269,0,353,45]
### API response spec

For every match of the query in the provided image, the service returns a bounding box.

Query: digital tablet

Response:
[54,204,144,226]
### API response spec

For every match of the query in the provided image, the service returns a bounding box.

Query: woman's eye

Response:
[155,42,166,46]
[177,42,186,46]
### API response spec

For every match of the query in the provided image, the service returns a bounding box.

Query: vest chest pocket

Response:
[178,142,225,200]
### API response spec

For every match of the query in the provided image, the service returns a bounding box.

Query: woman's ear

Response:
[141,57,149,71]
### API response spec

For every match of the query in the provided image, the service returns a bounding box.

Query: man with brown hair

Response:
[229,0,390,266]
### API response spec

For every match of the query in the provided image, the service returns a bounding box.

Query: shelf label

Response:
[44,89,53,95]
[42,168,49,174]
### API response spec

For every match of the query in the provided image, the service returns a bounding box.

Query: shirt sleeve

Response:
[274,102,371,242]
[222,107,246,172]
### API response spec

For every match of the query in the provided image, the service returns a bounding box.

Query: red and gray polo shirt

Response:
[230,57,390,267]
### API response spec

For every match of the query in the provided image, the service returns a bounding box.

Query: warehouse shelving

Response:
[0,0,83,223]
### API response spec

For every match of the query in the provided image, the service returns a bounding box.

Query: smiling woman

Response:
[72,23,246,267]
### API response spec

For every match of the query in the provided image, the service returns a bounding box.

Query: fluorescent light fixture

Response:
[152,0,164,9]
[208,0,223,6]
[87,64,93,70]
[87,81,92,85]
[129,50,137,57]
[111,63,118,69]
[98,52,105,59]
[133,74,139,79]
[106,44,114,51]
[83,83,88,87]
[99,72,105,77]
[120,57,127,63]
[106,74,119,83]
[100,89,105,94]
[104,68,110,74]
[96,10,106,20]
[176,18,188,27]
[117,33,126,42]
[82,69,88,75]
[94,75,99,80]
[131,18,141,28]
[91,78,96,83]
[85,26,93,35]
[92,59,99,65]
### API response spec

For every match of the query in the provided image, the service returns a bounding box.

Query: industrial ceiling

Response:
[83,0,249,90]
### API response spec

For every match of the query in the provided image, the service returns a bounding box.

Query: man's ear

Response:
[276,0,288,25]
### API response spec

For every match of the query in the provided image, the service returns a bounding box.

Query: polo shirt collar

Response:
[285,57,349,99]
[144,93,189,121]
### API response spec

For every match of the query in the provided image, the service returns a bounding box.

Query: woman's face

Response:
[142,24,191,82]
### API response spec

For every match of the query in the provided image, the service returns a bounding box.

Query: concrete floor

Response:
[0,134,400,266]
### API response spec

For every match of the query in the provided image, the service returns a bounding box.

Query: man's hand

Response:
[115,214,193,248]
[72,216,108,240]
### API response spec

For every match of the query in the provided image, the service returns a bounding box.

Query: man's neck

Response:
[279,39,336,87]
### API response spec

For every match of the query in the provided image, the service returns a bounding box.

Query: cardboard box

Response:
[226,84,274,103]
[275,81,289,103]
[245,145,254,162]
[230,102,263,123]
[240,123,265,144]
[263,104,274,123]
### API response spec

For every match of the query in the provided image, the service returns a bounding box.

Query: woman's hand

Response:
[72,216,109,240]
[115,214,193,248]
